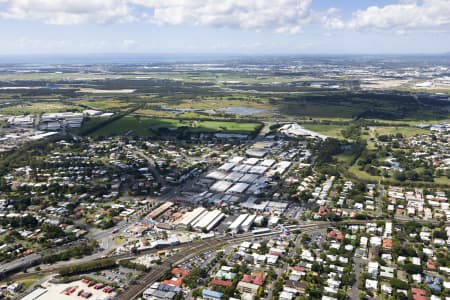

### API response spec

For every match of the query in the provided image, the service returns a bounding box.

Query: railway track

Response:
[4,223,328,298]
[117,224,328,300]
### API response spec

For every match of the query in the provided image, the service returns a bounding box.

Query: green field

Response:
[88,115,261,137]
[369,126,429,137]
[76,99,135,111]
[302,124,347,139]
[335,152,355,164]
[301,123,429,141]
[348,162,382,181]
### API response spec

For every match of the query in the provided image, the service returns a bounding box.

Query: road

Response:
[133,149,165,186]
[0,202,148,278]
[3,224,326,298]
[14,216,422,299]
[0,169,202,279]
[3,215,447,280]
[350,257,363,300]
[376,184,384,217]
[118,224,328,300]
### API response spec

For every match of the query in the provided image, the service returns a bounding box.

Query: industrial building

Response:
[218,163,235,172]
[241,214,256,232]
[7,115,35,127]
[243,158,259,165]
[260,159,276,167]
[176,207,206,228]
[190,210,210,228]
[249,166,267,175]
[210,180,233,193]
[239,174,259,184]
[227,182,249,194]
[229,156,245,164]
[225,172,243,182]
[193,209,225,231]
[267,161,291,177]
[40,112,84,130]
[233,164,251,173]
[148,202,174,220]
[228,214,249,233]
[206,171,226,180]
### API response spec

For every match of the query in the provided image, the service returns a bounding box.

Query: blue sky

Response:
[0,0,449,55]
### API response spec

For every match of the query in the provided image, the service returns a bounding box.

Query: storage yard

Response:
[21,279,117,300]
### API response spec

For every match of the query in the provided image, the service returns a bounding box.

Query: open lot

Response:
[369,126,429,137]
[302,124,347,139]
[87,115,261,137]
[0,102,81,115]
[76,99,136,111]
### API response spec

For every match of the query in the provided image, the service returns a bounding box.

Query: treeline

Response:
[277,92,448,120]
[42,240,98,264]
[59,259,116,277]
[118,259,149,271]
[314,138,366,166]
[0,215,38,229]
[78,105,141,136]
[0,136,61,176]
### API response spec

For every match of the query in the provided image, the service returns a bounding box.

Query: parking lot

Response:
[177,249,219,271]
[87,267,140,289]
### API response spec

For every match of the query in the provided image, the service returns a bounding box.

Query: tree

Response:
[404,263,422,274]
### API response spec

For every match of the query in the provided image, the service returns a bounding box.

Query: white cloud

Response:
[320,8,345,30]
[334,0,450,31]
[3,0,448,35]
[133,0,313,33]
[0,0,316,33]
[0,0,133,24]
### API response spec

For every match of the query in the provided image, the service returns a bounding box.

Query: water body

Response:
[218,106,268,116]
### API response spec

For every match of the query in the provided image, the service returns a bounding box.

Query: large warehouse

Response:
[228,214,249,233]
[194,210,225,231]
[241,214,256,232]
[147,202,174,220]
[210,180,233,193]
[227,182,249,194]
[176,207,206,227]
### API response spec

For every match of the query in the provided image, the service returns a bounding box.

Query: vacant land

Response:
[76,99,135,111]
[0,102,81,115]
[369,126,429,137]
[88,115,261,137]
[302,124,347,139]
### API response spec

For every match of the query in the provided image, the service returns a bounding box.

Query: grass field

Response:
[144,96,274,111]
[12,274,45,289]
[335,152,355,164]
[302,124,347,139]
[365,118,448,125]
[369,126,429,137]
[434,176,450,185]
[300,123,429,141]
[134,109,213,119]
[76,99,135,111]
[346,161,450,186]
[88,115,261,137]
[348,162,382,181]
[114,236,126,245]
[0,102,81,115]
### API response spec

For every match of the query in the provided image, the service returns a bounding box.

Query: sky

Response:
[0,0,449,55]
